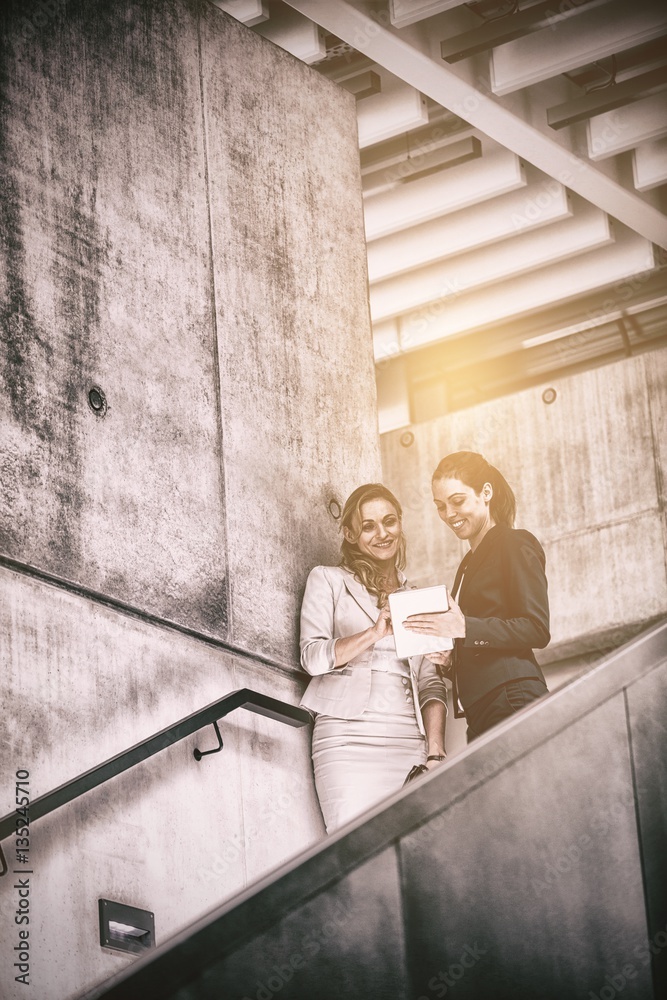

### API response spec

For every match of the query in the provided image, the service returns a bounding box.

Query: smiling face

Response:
[344,497,402,564]
[432,476,495,551]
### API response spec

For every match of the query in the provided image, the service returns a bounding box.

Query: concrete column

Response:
[0,2,379,996]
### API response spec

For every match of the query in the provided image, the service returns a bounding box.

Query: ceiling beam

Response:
[362,135,482,194]
[547,65,667,129]
[356,68,428,146]
[282,0,667,249]
[359,109,472,173]
[390,0,470,30]
[490,0,667,96]
[369,201,613,321]
[210,0,269,26]
[339,69,382,100]
[372,228,655,358]
[587,91,667,160]
[440,0,603,64]
[253,5,326,64]
[364,147,524,239]
[367,171,572,281]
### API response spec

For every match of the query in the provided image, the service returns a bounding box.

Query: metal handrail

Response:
[0,689,311,875]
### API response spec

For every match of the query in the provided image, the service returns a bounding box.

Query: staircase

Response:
[82,620,667,1000]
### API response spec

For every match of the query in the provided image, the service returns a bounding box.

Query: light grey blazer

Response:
[299,565,447,731]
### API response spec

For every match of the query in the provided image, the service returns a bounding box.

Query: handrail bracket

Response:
[193,721,224,761]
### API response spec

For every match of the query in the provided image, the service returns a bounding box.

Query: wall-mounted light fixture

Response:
[99,899,155,955]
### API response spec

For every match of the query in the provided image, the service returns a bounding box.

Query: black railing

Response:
[0,689,311,875]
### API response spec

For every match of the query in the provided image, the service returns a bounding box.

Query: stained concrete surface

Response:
[401,693,649,1000]
[0,566,323,1000]
[0,2,378,998]
[198,4,379,661]
[625,661,667,996]
[171,849,408,1000]
[83,623,667,1000]
[0,0,228,637]
[0,0,380,654]
[381,349,667,662]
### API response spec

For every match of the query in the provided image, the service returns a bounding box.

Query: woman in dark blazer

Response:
[404,451,550,742]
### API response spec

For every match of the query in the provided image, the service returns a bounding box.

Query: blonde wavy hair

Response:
[340,483,406,607]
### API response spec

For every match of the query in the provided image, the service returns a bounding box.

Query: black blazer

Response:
[451,523,550,715]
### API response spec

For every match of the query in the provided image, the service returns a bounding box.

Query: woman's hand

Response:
[424,649,453,682]
[403,595,466,639]
[370,606,393,643]
[333,607,393,666]
[424,650,453,667]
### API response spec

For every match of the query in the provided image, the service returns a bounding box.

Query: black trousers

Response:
[465,677,548,743]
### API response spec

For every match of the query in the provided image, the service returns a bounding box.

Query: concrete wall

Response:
[83,622,667,1000]
[380,349,667,755]
[0,2,379,997]
[381,348,667,665]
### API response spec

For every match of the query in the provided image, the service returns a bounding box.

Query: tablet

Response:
[388,585,455,659]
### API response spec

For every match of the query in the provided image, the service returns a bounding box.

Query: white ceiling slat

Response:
[357,67,428,147]
[399,230,656,353]
[369,201,613,321]
[389,0,470,29]
[521,291,667,349]
[440,0,613,64]
[490,0,667,97]
[360,110,473,173]
[373,229,655,358]
[211,0,269,26]
[633,138,667,191]
[587,92,667,161]
[367,170,572,282]
[364,147,525,240]
[361,135,481,195]
[253,5,325,64]
[283,0,667,249]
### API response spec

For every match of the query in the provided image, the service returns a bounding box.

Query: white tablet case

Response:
[388,585,455,659]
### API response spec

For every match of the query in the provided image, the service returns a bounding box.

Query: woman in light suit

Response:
[300,483,448,833]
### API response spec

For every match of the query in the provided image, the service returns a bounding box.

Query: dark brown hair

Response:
[340,483,406,607]
[432,451,516,527]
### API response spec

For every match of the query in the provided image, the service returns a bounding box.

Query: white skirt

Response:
[311,670,426,833]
